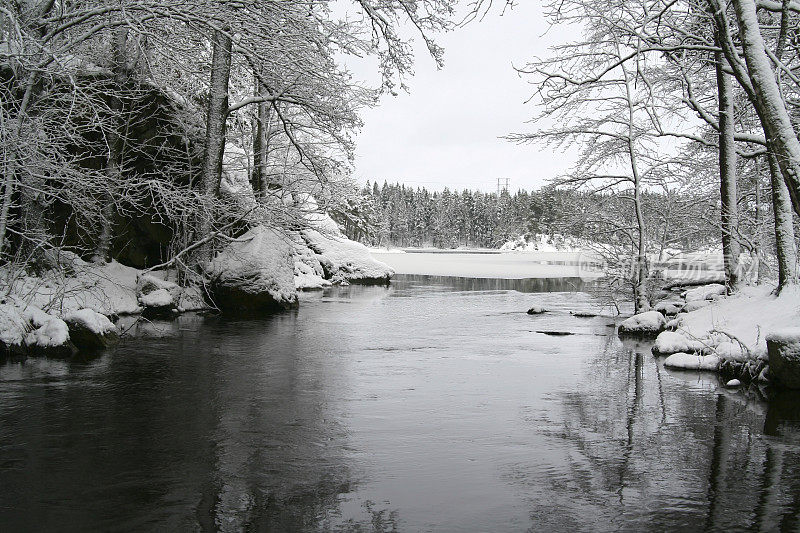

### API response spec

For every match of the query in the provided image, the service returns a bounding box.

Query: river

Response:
[1,268,799,531]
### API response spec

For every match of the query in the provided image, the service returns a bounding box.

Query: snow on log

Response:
[767,329,800,389]
[663,352,721,371]
[207,225,298,311]
[618,311,666,335]
[64,309,119,350]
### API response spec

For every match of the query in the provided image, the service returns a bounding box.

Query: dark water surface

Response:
[2,275,800,532]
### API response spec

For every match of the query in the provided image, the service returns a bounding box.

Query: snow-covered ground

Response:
[678,285,800,357]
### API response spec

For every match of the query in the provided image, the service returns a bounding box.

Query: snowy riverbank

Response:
[1,215,393,356]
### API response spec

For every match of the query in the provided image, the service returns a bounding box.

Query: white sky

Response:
[347,2,578,193]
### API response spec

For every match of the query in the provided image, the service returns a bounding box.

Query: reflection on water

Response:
[0,275,799,531]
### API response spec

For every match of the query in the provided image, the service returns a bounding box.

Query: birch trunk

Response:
[767,151,798,289]
[715,44,741,292]
[731,0,800,217]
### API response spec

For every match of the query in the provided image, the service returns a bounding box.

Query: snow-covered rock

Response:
[726,379,741,387]
[207,225,298,311]
[527,306,547,315]
[64,308,119,350]
[652,331,707,356]
[25,316,75,357]
[682,300,711,313]
[767,329,800,389]
[137,274,179,317]
[654,300,683,316]
[684,283,726,302]
[299,214,393,284]
[293,242,332,290]
[664,352,720,371]
[0,304,28,355]
[618,311,666,336]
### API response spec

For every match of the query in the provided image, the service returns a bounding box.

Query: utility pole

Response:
[496,178,510,196]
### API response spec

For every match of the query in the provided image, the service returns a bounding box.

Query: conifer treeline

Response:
[332,182,583,248]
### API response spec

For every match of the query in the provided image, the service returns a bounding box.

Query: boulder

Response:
[207,225,298,312]
[527,306,547,315]
[652,331,706,356]
[664,352,720,371]
[767,329,800,389]
[726,379,741,388]
[64,309,119,350]
[618,311,666,336]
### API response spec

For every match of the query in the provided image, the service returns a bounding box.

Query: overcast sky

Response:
[347,2,577,193]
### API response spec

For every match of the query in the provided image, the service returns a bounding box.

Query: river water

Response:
[1,274,800,532]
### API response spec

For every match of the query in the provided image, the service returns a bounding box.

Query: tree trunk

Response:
[95,26,128,263]
[731,0,800,217]
[715,43,741,292]
[767,151,798,290]
[199,28,232,260]
[252,78,272,199]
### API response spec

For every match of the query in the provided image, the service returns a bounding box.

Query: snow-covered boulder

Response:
[299,213,393,285]
[654,300,683,316]
[64,309,119,350]
[618,311,666,336]
[682,300,711,313]
[664,352,720,371]
[25,316,75,358]
[767,329,800,389]
[652,331,706,356]
[0,304,28,355]
[527,306,547,315]
[136,274,181,317]
[684,283,726,303]
[207,225,298,311]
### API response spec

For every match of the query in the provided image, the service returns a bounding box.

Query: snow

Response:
[726,379,741,387]
[766,328,800,344]
[652,331,707,355]
[618,311,666,334]
[677,285,800,358]
[0,304,28,347]
[64,309,116,335]
[527,306,548,315]
[139,288,174,308]
[664,353,721,371]
[25,318,70,348]
[4,259,142,316]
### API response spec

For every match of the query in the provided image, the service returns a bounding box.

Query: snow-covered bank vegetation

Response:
[0,0,443,352]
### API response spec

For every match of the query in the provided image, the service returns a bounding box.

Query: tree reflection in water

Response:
[514,335,800,532]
